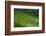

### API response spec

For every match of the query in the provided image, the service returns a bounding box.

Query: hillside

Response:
[14,9,39,27]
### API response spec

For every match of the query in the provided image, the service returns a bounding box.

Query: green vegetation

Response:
[14,9,39,27]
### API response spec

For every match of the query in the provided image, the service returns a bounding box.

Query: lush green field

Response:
[14,9,39,27]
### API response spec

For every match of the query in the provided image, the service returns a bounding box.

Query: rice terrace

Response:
[14,9,39,27]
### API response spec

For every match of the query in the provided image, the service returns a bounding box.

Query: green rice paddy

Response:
[14,9,39,27]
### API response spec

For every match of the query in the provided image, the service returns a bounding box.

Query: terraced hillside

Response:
[14,9,39,27]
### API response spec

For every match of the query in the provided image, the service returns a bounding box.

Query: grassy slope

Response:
[14,11,39,27]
